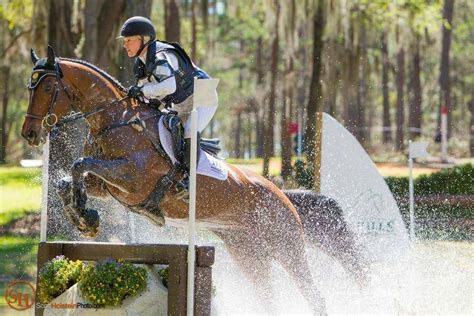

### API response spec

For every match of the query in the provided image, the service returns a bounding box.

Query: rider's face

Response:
[123,36,142,57]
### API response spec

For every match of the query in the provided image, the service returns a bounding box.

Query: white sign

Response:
[409,141,429,158]
[193,78,219,109]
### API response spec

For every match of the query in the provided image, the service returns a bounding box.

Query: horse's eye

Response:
[44,86,52,92]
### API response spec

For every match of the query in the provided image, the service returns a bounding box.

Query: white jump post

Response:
[40,138,50,242]
[187,78,219,316]
[408,140,429,242]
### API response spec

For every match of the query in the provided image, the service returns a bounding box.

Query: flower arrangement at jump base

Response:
[38,256,148,307]
[37,256,84,304]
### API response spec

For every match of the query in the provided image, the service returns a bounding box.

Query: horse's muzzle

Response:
[22,127,43,146]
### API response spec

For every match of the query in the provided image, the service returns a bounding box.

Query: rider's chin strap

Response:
[134,37,153,58]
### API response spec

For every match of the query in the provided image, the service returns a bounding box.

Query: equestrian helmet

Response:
[118,16,156,40]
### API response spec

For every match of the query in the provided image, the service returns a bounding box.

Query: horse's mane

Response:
[60,57,127,93]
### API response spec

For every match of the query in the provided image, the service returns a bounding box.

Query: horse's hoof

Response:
[79,208,100,238]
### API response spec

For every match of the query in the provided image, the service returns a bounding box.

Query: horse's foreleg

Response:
[66,157,131,237]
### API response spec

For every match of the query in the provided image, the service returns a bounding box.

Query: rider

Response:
[118,16,217,192]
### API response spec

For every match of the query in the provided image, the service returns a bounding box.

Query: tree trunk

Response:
[191,0,197,61]
[341,27,360,138]
[281,60,293,180]
[469,99,474,157]
[263,0,280,178]
[0,66,10,163]
[323,39,338,117]
[48,0,78,57]
[438,0,454,138]
[256,37,264,86]
[408,35,422,139]
[381,32,392,143]
[395,30,405,151]
[32,0,48,55]
[304,0,324,175]
[83,0,126,73]
[164,0,180,43]
[255,107,264,158]
[234,111,242,158]
[357,25,368,146]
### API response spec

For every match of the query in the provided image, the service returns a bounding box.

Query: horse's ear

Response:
[47,45,56,65]
[30,49,40,64]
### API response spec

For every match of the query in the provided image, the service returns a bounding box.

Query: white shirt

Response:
[138,50,178,100]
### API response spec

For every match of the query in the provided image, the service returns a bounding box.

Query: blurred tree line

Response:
[0,0,472,177]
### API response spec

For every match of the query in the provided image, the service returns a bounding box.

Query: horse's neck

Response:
[62,62,126,133]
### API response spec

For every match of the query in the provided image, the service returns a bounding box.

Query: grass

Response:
[0,167,42,226]
[225,157,445,178]
[0,235,38,306]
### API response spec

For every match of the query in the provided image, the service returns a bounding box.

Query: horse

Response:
[22,46,367,313]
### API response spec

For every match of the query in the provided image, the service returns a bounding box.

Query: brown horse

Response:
[22,47,367,313]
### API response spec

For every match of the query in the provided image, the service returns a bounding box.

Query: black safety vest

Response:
[133,40,209,108]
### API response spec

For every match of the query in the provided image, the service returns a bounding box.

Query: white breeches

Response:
[171,90,218,138]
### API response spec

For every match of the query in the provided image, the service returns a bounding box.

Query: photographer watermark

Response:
[4,280,35,311]
[4,280,101,310]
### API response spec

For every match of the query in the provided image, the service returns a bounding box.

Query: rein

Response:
[55,96,130,128]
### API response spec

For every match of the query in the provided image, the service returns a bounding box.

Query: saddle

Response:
[200,138,221,157]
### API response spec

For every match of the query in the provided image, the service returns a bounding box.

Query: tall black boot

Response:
[164,112,185,166]
[175,133,200,201]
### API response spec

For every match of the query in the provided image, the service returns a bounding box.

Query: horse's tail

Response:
[283,190,369,283]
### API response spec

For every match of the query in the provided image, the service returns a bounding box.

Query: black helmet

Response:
[118,16,156,40]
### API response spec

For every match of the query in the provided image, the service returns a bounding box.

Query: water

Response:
[125,214,473,315]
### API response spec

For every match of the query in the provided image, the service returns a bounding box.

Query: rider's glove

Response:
[127,85,143,99]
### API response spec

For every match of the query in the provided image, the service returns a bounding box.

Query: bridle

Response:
[26,67,70,128]
[25,64,129,132]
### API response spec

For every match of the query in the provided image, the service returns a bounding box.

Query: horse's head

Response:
[21,46,72,146]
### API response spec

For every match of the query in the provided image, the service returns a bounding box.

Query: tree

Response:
[262,0,280,178]
[304,0,324,175]
[381,32,392,143]
[395,27,405,151]
[83,0,127,74]
[408,35,422,139]
[47,0,80,57]
[438,0,455,138]
[164,0,180,42]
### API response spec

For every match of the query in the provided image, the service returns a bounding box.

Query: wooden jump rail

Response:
[35,241,214,316]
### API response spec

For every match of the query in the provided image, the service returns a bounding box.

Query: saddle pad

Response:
[158,116,228,181]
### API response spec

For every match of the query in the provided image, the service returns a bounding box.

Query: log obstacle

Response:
[35,241,214,316]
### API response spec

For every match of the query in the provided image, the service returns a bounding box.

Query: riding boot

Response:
[176,133,200,198]
[165,114,184,171]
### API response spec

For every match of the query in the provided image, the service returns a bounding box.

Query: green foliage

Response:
[294,159,314,189]
[38,256,84,304]
[386,163,474,196]
[79,260,147,307]
[158,266,168,288]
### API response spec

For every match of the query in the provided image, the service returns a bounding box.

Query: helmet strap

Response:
[134,36,155,58]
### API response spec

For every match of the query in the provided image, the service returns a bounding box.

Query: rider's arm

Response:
[141,52,178,99]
